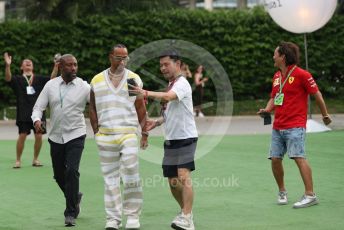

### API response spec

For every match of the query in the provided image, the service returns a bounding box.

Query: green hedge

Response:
[0,7,343,109]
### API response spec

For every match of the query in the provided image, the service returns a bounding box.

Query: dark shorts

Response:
[162,138,197,178]
[17,121,46,135]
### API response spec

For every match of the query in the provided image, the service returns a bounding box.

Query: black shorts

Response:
[17,121,46,135]
[162,138,197,178]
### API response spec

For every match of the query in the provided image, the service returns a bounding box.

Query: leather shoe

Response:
[65,216,75,227]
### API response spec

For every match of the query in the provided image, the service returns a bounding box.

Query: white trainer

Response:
[171,211,182,226]
[105,220,122,230]
[125,216,140,229]
[293,194,319,208]
[171,212,195,230]
[277,191,288,205]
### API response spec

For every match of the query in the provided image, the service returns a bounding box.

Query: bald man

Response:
[32,54,90,227]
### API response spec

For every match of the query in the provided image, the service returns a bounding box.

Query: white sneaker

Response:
[171,212,195,230]
[277,191,288,205]
[105,220,122,230]
[171,211,182,225]
[125,216,140,229]
[293,193,319,208]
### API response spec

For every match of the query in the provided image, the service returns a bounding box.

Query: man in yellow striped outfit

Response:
[89,44,148,230]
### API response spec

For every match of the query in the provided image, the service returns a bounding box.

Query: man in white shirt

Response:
[31,54,90,227]
[130,49,198,230]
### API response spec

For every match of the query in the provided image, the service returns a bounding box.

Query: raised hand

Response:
[4,52,12,66]
[128,85,144,96]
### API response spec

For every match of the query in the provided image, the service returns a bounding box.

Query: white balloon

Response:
[264,0,337,33]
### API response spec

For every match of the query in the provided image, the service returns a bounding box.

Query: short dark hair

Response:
[109,44,127,54]
[277,41,300,66]
[159,49,180,62]
[60,54,76,64]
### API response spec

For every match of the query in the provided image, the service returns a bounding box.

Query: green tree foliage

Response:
[338,0,344,14]
[0,7,343,109]
[19,0,178,22]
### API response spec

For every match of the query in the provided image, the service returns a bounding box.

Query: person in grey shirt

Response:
[31,54,90,227]
[130,49,198,230]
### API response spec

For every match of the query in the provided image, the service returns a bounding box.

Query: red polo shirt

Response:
[270,65,319,130]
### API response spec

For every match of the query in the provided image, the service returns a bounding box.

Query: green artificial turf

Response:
[0,131,343,230]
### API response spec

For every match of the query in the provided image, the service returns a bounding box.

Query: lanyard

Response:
[59,83,73,108]
[167,78,178,91]
[279,65,296,94]
[160,75,182,119]
[167,74,183,91]
[23,74,34,86]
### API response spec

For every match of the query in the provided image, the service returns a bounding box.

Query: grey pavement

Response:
[0,114,343,140]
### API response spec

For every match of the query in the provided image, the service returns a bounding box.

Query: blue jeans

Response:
[269,128,306,159]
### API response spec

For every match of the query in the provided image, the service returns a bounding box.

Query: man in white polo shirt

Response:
[130,49,198,230]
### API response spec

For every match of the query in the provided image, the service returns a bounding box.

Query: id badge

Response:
[274,93,284,106]
[26,86,36,95]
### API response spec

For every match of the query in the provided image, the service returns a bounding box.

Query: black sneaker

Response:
[75,192,83,218]
[65,216,76,227]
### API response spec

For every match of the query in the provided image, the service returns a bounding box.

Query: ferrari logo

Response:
[289,77,294,84]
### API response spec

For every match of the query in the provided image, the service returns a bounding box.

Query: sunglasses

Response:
[112,55,130,62]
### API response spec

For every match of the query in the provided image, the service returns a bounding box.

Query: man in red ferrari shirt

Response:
[258,41,332,208]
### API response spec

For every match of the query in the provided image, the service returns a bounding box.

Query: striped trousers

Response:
[95,133,142,224]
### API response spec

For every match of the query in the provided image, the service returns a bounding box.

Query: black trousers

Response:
[48,135,86,218]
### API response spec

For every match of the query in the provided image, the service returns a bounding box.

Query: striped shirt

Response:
[90,68,143,135]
